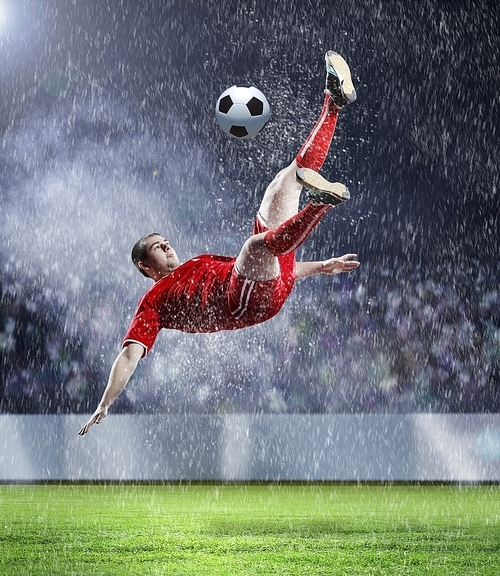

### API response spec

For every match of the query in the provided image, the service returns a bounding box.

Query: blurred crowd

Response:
[1,259,499,414]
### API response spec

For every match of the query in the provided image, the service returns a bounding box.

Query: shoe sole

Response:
[325,51,357,105]
[296,168,349,206]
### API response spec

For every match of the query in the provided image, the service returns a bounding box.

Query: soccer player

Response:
[79,51,359,435]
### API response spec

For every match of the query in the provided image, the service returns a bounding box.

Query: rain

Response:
[1,0,499,435]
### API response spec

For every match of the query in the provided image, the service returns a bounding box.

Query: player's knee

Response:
[273,163,298,188]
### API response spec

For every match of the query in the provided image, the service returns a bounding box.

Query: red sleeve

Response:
[122,301,161,356]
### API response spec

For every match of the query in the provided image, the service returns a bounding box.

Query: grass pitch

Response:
[1,483,499,575]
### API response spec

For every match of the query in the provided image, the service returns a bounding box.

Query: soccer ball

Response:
[215,85,270,139]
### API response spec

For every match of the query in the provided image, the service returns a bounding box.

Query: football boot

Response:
[296,168,350,206]
[324,51,357,108]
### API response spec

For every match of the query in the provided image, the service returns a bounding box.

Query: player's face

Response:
[140,235,180,279]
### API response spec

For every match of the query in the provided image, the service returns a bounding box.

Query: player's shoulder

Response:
[183,254,236,278]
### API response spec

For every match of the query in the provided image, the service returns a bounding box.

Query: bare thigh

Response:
[235,232,278,281]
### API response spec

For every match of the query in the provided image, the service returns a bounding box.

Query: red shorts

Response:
[227,217,296,326]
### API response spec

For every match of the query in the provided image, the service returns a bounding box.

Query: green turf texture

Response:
[1,484,499,575]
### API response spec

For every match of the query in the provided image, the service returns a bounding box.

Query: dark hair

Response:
[131,232,161,278]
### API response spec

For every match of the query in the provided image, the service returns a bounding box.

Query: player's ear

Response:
[138,261,154,280]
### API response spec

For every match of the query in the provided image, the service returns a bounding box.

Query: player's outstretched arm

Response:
[78,342,144,436]
[295,253,360,279]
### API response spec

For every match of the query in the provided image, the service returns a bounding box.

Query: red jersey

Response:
[123,251,296,355]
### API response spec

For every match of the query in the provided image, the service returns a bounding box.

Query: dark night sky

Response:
[2,0,499,270]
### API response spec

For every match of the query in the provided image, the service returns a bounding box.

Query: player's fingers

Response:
[78,414,98,435]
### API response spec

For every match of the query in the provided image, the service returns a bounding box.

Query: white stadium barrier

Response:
[1,414,500,482]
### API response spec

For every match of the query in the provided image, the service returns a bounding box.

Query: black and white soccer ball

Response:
[215,85,270,139]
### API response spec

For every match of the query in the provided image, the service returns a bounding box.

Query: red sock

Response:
[296,95,338,172]
[264,203,330,256]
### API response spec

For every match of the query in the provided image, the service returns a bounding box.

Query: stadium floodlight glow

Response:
[0,2,8,30]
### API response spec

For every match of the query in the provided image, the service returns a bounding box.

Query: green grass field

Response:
[1,483,499,575]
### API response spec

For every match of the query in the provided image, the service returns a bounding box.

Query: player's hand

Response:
[321,254,360,275]
[78,405,109,436]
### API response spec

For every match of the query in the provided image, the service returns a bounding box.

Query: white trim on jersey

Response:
[122,339,148,357]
